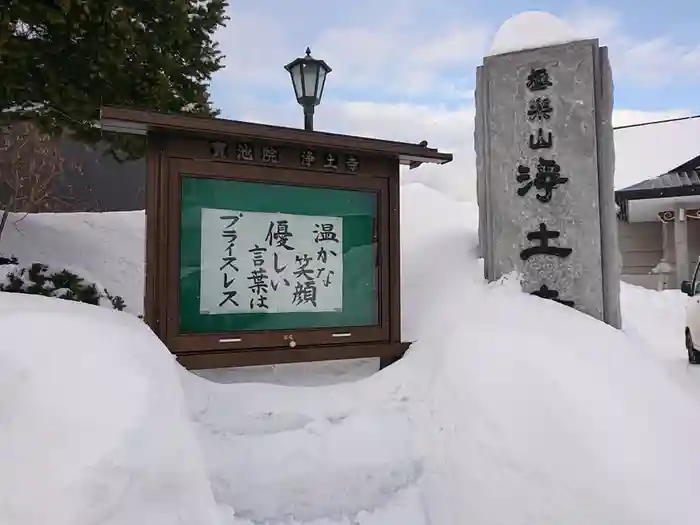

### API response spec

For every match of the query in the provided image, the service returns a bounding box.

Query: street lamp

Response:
[285,47,332,131]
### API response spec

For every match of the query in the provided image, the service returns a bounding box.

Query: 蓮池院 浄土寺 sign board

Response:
[100,106,452,369]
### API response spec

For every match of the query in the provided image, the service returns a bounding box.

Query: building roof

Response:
[616,170,700,200]
[669,153,700,174]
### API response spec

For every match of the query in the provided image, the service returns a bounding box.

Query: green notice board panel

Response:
[179,176,379,334]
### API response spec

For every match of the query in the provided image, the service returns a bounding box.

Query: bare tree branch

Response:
[0,121,88,244]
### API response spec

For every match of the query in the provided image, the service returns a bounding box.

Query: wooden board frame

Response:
[106,106,452,369]
[165,158,390,352]
[144,132,407,369]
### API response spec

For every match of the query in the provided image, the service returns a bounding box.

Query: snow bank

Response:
[489,11,581,56]
[187,185,700,524]
[399,184,700,525]
[0,211,145,314]
[0,293,223,525]
[3,184,700,524]
[621,282,688,360]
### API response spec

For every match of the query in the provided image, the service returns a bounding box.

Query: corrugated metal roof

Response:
[620,171,700,191]
[619,170,700,193]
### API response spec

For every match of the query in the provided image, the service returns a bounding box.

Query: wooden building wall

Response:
[618,219,700,289]
[618,221,662,288]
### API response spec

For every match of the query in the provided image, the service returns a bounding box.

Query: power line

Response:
[613,113,700,130]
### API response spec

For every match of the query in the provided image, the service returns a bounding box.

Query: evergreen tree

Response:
[0,0,229,155]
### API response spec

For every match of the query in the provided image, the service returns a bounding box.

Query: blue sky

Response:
[206,2,700,199]
[210,1,700,117]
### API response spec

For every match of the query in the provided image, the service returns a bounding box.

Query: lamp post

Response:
[285,47,332,131]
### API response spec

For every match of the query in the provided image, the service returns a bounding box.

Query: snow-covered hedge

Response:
[0,256,126,310]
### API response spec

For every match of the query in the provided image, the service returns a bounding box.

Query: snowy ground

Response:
[2,181,700,525]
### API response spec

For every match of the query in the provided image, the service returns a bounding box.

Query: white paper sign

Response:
[199,208,343,315]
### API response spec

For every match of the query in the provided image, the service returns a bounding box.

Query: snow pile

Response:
[0,211,144,314]
[489,11,581,56]
[399,186,700,525]
[0,294,223,525]
[387,184,700,524]
[621,282,688,361]
[185,185,700,525]
[2,185,700,524]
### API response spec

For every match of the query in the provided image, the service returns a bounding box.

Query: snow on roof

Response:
[614,116,700,190]
[488,11,581,56]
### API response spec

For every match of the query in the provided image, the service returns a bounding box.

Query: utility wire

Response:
[613,113,700,130]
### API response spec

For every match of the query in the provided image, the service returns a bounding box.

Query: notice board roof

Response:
[100,106,453,166]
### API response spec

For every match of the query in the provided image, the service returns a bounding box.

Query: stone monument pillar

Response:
[475,15,622,329]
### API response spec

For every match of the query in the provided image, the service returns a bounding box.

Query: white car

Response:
[682,258,700,364]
